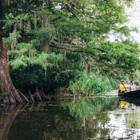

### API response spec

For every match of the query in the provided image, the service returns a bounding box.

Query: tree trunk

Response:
[0,0,28,104]
[0,43,29,104]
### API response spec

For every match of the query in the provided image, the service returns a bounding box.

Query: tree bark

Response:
[0,43,29,104]
[0,0,29,104]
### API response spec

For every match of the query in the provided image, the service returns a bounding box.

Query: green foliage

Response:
[109,78,118,89]
[68,72,118,95]
[11,66,44,92]
[8,49,63,70]
[2,31,21,45]
[3,32,63,70]
[1,0,139,93]
[11,65,72,93]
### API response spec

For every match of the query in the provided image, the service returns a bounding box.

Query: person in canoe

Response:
[118,79,127,93]
[129,80,139,91]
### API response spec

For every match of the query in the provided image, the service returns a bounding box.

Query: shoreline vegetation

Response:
[0,0,140,104]
[0,72,118,105]
[2,68,134,105]
[58,72,118,98]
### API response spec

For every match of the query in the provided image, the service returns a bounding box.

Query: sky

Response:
[125,0,140,42]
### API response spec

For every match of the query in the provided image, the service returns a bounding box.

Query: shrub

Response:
[68,72,117,95]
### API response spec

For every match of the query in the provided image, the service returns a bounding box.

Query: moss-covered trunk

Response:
[0,0,28,104]
[0,42,28,104]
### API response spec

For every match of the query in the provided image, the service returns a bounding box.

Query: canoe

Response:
[119,97,140,107]
[118,89,140,98]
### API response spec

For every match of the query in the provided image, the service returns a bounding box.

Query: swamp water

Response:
[0,96,140,140]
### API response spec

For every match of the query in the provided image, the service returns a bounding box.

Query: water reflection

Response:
[60,97,140,140]
[60,97,116,120]
[0,104,27,140]
[119,100,138,111]
[107,97,140,139]
[60,97,118,139]
[1,97,140,140]
[0,98,116,140]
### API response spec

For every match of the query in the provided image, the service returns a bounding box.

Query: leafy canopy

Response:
[2,0,140,78]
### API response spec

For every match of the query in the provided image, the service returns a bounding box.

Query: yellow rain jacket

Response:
[118,83,126,92]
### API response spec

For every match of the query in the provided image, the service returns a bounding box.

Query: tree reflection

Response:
[0,104,27,140]
[60,97,118,139]
[9,102,87,140]
[1,97,136,140]
[60,97,116,120]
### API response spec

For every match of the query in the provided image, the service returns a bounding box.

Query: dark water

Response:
[0,96,140,140]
